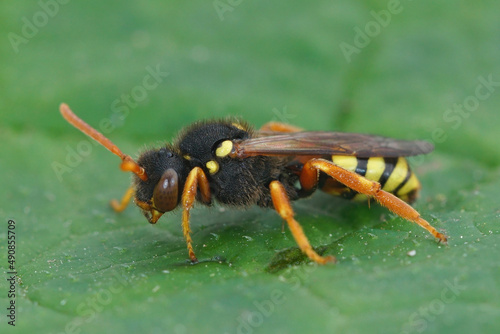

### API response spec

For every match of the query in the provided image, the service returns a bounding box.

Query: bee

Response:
[60,103,447,265]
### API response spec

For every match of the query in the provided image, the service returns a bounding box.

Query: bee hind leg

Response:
[300,158,447,243]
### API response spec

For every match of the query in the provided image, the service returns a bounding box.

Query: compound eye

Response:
[214,140,233,158]
[152,168,179,212]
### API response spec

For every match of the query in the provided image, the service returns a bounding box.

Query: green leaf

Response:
[1,1,499,333]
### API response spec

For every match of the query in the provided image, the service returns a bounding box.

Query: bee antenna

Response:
[59,103,148,181]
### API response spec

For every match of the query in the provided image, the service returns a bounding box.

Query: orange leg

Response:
[181,167,211,263]
[60,103,147,181]
[110,186,135,212]
[270,181,336,265]
[259,121,303,133]
[300,159,447,243]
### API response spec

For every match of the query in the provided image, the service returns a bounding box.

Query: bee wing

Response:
[232,131,434,158]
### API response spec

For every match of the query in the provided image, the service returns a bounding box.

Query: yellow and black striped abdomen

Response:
[320,156,421,203]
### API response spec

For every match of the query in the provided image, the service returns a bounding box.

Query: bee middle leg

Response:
[270,180,336,265]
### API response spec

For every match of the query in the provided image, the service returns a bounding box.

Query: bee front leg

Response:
[270,181,336,265]
[181,167,211,263]
[110,186,135,212]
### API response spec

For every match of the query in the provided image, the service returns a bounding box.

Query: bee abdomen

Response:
[320,156,421,203]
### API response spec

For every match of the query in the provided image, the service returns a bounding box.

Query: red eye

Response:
[152,169,179,212]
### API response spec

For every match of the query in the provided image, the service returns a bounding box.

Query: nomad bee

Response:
[60,103,446,264]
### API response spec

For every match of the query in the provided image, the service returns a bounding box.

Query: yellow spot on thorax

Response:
[216,140,233,157]
[206,160,219,174]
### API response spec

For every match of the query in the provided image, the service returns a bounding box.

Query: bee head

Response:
[133,146,190,223]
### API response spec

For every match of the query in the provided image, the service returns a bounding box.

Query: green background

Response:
[1,1,499,333]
